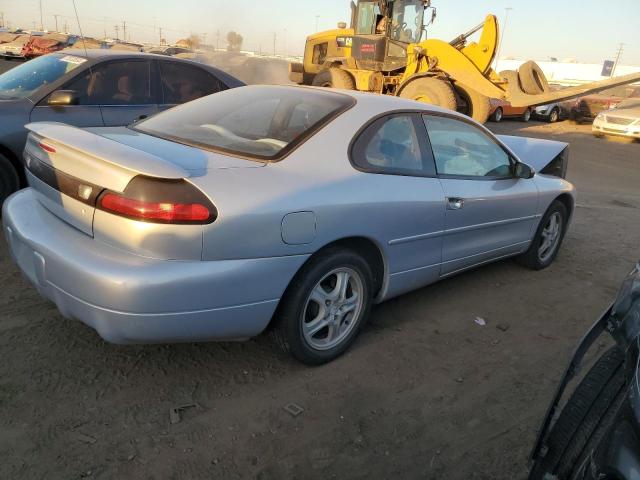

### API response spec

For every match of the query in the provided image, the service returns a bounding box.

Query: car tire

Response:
[548,107,560,123]
[312,68,356,90]
[0,153,20,209]
[453,83,491,124]
[399,77,457,112]
[517,200,568,270]
[521,108,532,122]
[529,347,626,480]
[518,60,550,95]
[272,247,374,365]
[490,107,503,122]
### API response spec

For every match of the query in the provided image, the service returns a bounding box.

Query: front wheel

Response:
[311,68,356,90]
[521,108,532,122]
[273,248,374,365]
[490,107,503,123]
[518,200,568,270]
[548,107,560,123]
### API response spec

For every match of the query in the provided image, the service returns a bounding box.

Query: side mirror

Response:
[514,162,535,179]
[48,90,79,107]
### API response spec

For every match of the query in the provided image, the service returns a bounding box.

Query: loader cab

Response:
[351,0,427,71]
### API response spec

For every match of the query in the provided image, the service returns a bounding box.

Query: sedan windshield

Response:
[133,86,355,161]
[0,53,87,99]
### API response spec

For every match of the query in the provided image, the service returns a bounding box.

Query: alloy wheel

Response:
[538,212,563,262]
[301,267,364,351]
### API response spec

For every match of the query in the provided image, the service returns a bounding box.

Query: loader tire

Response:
[399,77,457,112]
[312,68,356,90]
[454,84,491,124]
[518,61,550,95]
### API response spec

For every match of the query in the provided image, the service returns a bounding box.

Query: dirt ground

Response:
[2,56,640,478]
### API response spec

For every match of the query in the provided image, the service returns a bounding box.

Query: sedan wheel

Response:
[302,268,364,351]
[273,248,373,365]
[517,200,568,270]
[549,108,559,123]
[538,212,563,263]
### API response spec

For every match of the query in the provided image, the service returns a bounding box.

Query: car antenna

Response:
[71,0,89,57]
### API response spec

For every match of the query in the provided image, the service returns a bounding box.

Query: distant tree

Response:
[226,31,244,52]
[187,34,201,49]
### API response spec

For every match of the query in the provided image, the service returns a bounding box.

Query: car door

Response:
[350,112,446,298]
[30,65,104,127]
[157,60,225,112]
[97,59,159,126]
[422,114,539,276]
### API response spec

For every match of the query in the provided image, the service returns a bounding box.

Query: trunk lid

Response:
[24,122,190,236]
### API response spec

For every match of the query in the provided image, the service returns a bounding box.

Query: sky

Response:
[1,0,638,65]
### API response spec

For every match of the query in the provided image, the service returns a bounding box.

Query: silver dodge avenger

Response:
[3,85,575,364]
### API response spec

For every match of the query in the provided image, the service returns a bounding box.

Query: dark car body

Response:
[0,49,244,203]
[530,263,640,479]
[571,85,640,121]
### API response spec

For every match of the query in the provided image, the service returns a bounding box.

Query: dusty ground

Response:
[2,56,640,478]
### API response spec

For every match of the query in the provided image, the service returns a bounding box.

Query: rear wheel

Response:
[454,83,491,124]
[0,153,20,208]
[549,107,560,123]
[399,77,457,112]
[272,248,374,365]
[312,68,356,90]
[529,347,626,480]
[490,107,503,122]
[521,108,532,122]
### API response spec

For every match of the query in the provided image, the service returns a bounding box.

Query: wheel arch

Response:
[555,192,575,223]
[0,143,25,186]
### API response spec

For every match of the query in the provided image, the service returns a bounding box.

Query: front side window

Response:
[61,60,152,106]
[391,1,425,43]
[351,113,433,175]
[423,115,512,178]
[0,53,86,99]
[312,43,328,65]
[133,86,354,161]
[356,2,381,35]
[160,62,223,104]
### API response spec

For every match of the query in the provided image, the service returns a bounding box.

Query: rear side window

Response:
[160,62,224,104]
[62,60,152,105]
[133,86,354,161]
[312,43,328,65]
[351,113,435,176]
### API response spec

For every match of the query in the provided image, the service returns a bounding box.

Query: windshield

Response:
[391,0,425,43]
[0,53,87,100]
[355,1,381,35]
[133,86,355,161]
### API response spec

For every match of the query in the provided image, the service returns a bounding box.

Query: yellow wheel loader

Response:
[289,0,640,123]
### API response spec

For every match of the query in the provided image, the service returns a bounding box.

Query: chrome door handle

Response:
[447,197,465,210]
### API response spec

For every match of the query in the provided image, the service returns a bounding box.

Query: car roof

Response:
[52,49,245,88]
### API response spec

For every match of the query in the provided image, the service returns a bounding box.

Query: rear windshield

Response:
[133,85,355,161]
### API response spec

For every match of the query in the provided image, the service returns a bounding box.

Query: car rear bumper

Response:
[3,188,309,344]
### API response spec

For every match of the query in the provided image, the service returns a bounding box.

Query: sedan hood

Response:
[88,126,265,174]
[496,135,569,172]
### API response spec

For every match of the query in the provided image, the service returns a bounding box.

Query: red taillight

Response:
[100,193,211,223]
[39,142,56,154]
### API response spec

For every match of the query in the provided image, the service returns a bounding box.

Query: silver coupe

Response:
[3,85,575,364]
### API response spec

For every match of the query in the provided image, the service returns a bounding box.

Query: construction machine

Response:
[289,0,640,123]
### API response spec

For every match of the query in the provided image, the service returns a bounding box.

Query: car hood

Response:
[496,135,569,172]
[87,126,265,174]
[602,106,640,119]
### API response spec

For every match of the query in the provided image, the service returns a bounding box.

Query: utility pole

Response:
[0,12,5,28]
[53,14,59,32]
[122,21,127,42]
[63,21,68,33]
[202,32,207,47]
[273,32,277,56]
[612,43,625,77]
[283,28,287,56]
[494,7,513,70]
[158,27,163,45]
[32,21,37,31]
[39,0,44,30]
[114,25,120,41]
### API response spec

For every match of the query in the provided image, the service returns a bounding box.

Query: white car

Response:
[593,100,640,140]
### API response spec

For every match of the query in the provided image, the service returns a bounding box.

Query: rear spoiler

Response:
[25,122,187,181]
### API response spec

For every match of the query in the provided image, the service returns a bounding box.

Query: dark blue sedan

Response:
[0,49,244,204]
